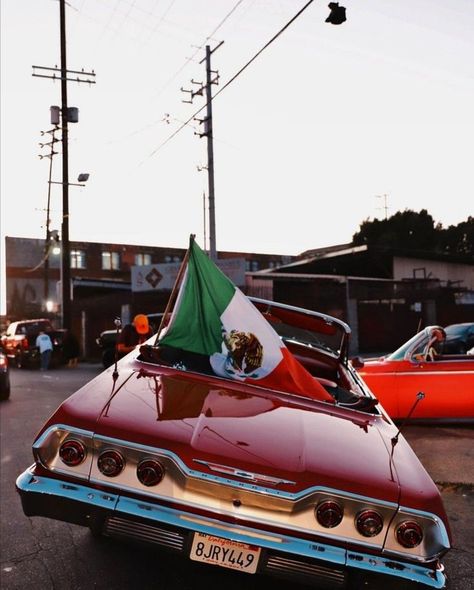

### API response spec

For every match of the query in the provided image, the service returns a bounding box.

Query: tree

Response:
[439,217,474,256]
[352,210,473,255]
[352,209,438,251]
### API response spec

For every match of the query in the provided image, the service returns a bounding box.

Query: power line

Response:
[215,0,313,99]
[151,0,246,100]
[144,0,315,161]
[110,0,247,146]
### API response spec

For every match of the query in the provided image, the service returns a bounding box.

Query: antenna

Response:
[112,317,122,382]
[391,392,425,451]
[375,193,390,219]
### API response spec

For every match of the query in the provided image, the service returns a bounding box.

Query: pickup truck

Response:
[1,319,65,368]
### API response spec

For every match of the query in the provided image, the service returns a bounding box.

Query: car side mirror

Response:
[351,356,365,369]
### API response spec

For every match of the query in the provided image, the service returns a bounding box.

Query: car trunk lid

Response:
[90,369,400,503]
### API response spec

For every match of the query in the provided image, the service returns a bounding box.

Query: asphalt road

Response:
[1,364,473,590]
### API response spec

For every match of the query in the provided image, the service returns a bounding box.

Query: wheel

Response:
[0,375,10,401]
[0,387,10,401]
[102,348,116,369]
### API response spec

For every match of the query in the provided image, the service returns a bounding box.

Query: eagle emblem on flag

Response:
[223,330,264,375]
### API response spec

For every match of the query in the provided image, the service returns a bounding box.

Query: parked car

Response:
[16,298,450,589]
[1,318,64,368]
[354,325,474,421]
[0,351,10,400]
[95,327,120,369]
[442,322,474,354]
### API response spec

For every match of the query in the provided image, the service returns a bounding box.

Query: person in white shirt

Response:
[36,331,53,371]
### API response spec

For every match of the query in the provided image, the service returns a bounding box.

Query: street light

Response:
[58,172,89,329]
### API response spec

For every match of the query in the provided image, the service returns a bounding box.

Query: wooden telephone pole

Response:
[182,42,222,261]
[32,0,95,329]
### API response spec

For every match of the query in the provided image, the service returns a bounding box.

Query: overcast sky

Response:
[1,0,473,266]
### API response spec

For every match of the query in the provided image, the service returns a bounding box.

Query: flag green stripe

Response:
[159,241,235,355]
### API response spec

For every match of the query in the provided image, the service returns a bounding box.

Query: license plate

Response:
[190,532,261,574]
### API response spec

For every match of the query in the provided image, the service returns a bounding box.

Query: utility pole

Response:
[182,41,222,261]
[32,0,95,330]
[59,0,71,330]
[203,45,218,261]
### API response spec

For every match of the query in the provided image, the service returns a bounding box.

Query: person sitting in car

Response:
[424,328,446,361]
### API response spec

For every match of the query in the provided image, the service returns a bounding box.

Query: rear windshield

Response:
[20,321,52,336]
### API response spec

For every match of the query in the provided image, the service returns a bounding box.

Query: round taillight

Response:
[59,439,86,467]
[356,510,383,537]
[396,521,423,548]
[137,459,165,487]
[98,450,125,477]
[316,500,344,528]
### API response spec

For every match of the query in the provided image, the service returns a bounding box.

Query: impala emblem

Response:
[194,460,296,487]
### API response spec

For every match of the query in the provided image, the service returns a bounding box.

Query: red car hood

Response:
[48,364,406,504]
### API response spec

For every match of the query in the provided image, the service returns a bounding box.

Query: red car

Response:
[355,325,474,422]
[15,240,451,589]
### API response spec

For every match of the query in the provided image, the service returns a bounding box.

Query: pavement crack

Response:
[1,549,42,565]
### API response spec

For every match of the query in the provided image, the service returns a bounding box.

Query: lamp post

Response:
[49,173,89,324]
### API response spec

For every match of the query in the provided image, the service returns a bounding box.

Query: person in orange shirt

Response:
[117,314,153,355]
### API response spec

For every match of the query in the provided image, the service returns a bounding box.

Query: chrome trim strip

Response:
[94,429,399,507]
[34,425,95,449]
[248,296,351,335]
[193,459,296,486]
[36,425,399,505]
[16,468,119,511]
[370,370,473,377]
[16,471,446,589]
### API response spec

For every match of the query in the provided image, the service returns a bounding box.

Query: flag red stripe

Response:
[249,347,334,402]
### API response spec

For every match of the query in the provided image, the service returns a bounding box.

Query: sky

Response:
[1,0,473,269]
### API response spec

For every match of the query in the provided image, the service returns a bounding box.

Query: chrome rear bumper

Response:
[16,469,446,589]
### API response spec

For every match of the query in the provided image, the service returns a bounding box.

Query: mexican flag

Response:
[158,238,333,403]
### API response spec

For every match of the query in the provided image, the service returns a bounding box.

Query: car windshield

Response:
[249,298,348,360]
[386,330,430,361]
[445,325,468,337]
[270,320,344,355]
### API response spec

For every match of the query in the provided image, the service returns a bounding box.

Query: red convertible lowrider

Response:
[16,242,451,589]
[355,325,474,422]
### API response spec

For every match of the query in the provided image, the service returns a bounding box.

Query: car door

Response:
[395,356,474,419]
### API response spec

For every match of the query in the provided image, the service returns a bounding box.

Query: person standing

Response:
[36,330,53,371]
[62,329,80,368]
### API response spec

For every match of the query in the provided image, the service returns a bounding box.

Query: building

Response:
[248,244,474,353]
[3,236,295,358]
[4,237,473,357]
